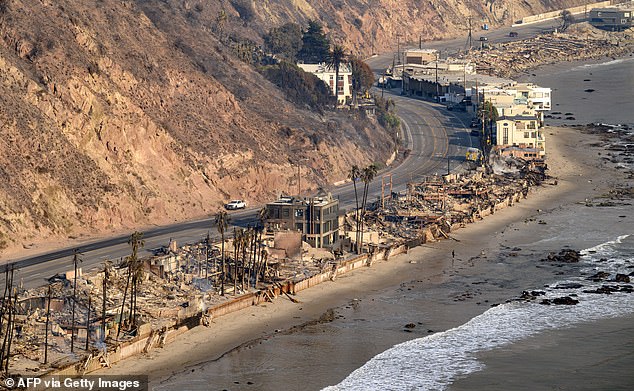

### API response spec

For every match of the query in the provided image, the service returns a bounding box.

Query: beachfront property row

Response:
[397,49,551,160]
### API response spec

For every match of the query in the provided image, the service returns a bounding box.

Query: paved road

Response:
[3,92,474,289]
[7,15,564,289]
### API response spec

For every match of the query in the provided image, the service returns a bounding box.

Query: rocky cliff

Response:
[0,0,593,257]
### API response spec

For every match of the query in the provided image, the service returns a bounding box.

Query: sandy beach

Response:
[92,115,633,391]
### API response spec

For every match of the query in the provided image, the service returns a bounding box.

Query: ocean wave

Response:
[323,236,634,391]
[571,57,634,71]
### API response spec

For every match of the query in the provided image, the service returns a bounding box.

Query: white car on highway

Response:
[225,200,247,210]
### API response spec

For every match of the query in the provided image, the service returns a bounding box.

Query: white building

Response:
[297,63,353,105]
[495,115,545,158]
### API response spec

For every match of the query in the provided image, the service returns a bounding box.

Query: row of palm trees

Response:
[214,208,268,296]
[348,163,378,254]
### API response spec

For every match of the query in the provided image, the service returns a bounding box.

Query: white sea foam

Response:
[571,57,634,71]
[323,236,634,391]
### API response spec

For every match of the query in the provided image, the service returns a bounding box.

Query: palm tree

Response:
[215,211,229,295]
[326,45,347,103]
[348,165,361,253]
[126,232,144,330]
[359,164,378,253]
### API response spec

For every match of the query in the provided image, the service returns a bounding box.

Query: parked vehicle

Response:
[225,200,247,210]
[509,31,519,37]
[470,129,480,137]
[479,36,488,42]
[466,148,482,162]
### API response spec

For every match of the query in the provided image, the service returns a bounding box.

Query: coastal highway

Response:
[1,93,474,290]
[12,14,573,289]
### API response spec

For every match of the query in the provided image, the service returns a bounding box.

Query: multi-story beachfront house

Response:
[297,63,352,105]
[264,193,340,248]
[495,114,545,159]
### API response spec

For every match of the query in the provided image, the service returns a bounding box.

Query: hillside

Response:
[0,0,395,257]
[0,0,594,258]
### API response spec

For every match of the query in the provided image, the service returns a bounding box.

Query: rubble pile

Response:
[361,157,549,247]
[462,24,634,78]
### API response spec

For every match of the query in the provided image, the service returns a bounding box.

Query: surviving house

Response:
[297,63,352,104]
[495,115,545,159]
[265,193,340,248]
[589,7,633,31]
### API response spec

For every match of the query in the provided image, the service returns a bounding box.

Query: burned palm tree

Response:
[215,211,229,295]
[1,266,15,370]
[359,164,378,253]
[116,232,144,339]
[232,228,241,295]
[127,231,145,331]
[348,165,361,253]
[101,261,112,346]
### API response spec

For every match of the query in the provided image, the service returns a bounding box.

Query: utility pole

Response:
[44,285,51,364]
[396,33,402,64]
[102,264,108,346]
[205,232,210,279]
[435,51,439,101]
[85,294,91,351]
[465,16,473,51]
[70,250,81,353]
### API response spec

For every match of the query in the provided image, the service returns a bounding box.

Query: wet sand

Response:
[94,119,633,391]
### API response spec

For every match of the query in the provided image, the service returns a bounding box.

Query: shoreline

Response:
[95,124,616,387]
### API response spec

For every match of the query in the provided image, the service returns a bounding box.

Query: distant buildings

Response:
[589,7,634,31]
[264,193,339,248]
[297,63,353,104]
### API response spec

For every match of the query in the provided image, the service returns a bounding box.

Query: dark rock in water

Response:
[552,296,579,305]
[403,329,413,333]
[588,271,610,281]
[519,290,546,300]
[582,285,630,294]
[584,79,591,81]
[542,249,581,263]
[554,283,584,289]
[539,296,579,305]
[615,274,631,283]
[584,89,595,93]
[621,285,634,293]
[404,323,416,329]
[598,258,608,262]
[565,117,576,120]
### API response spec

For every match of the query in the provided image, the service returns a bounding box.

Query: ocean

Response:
[521,55,634,128]
[325,236,634,391]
